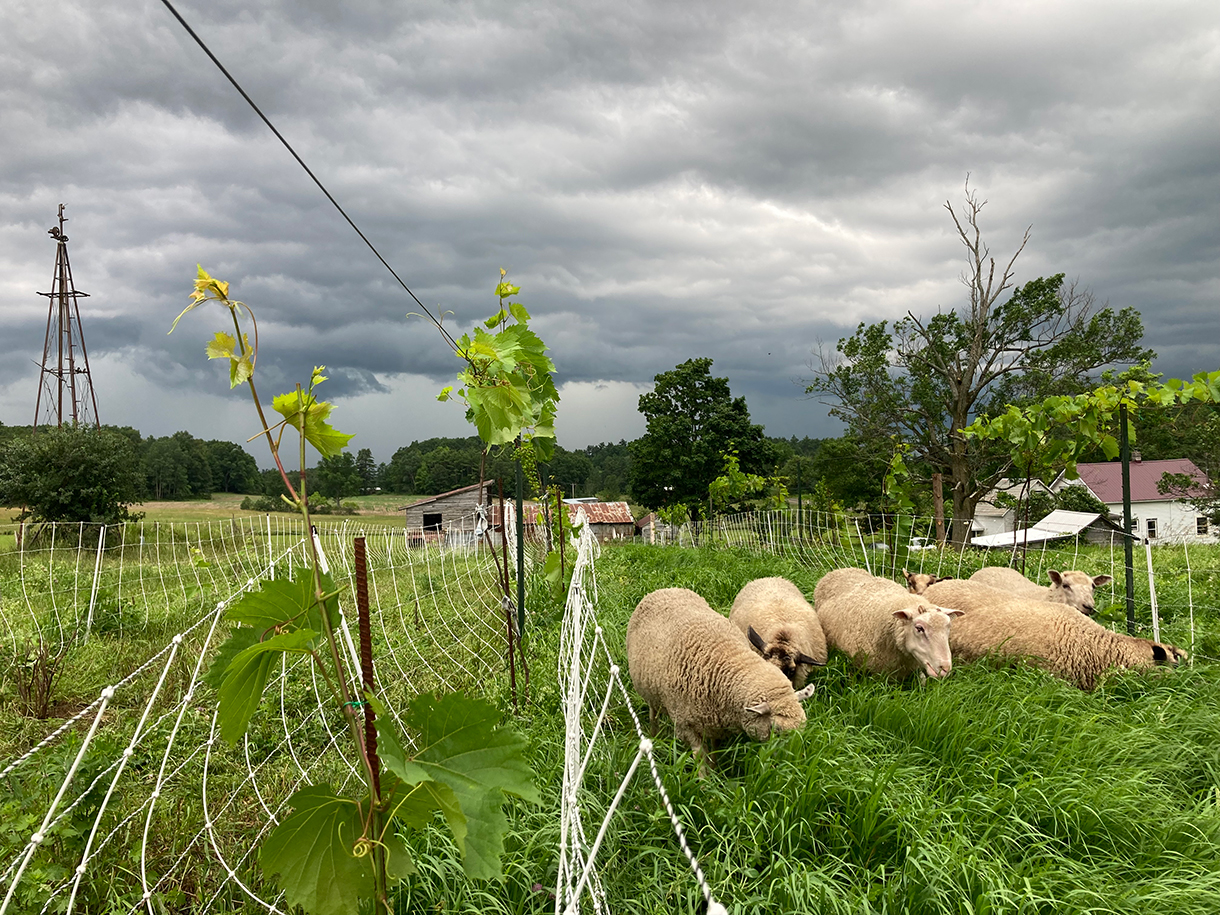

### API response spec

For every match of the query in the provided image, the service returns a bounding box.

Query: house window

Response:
[1199,517,1210,536]
[423,513,443,532]
[1146,518,1158,540]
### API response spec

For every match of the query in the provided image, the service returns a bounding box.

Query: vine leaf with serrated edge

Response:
[216,628,318,744]
[374,691,539,880]
[272,388,354,458]
[259,786,374,915]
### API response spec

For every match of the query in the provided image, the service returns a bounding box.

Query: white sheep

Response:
[903,568,953,594]
[728,577,828,688]
[813,569,963,678]
[968,566,1113,615]
[626,587,814,766]
[925,579,1185,690]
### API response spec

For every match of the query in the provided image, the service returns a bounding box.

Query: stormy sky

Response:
[1,0,1217,464]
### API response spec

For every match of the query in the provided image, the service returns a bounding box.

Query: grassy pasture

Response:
[2,527,1220,913]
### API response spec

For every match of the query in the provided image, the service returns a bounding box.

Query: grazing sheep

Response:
[813,571,963,678]
[969,566,1113,615]
[903,568,953,594]
[729,577,828,688]
[925,579,1185,690]
[626,587,814,765]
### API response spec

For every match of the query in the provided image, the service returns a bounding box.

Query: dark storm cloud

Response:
[1,0,1217,456]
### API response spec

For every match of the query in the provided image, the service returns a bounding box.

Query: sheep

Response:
[925,579,1186,691]
[968,566,1113,615]
[728,577,828,688]
[813,570,963,678]
[903,568,953,594]
[626,587,814,766]
[812,567,876,608]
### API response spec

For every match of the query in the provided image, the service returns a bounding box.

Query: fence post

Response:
[267,513,274,578]
[1121,403,1136,634]
[84,525,106,642]
[1145,539,1160,643]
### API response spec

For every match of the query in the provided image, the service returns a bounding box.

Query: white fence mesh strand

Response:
[2,508,1217,913]
[0,514,522,914]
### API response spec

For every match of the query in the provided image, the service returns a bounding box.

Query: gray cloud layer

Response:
[2,0,1217,460]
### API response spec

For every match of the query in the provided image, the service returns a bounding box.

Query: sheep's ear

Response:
[744,701,771,716]
[793,684,817,700]
[938,575,954,582]
[902,567,912,578]
[1092,574,1113,587]
[940,607,965,618]
[747,626,767,652]
[893,608,915,621]
[796,652,825,666]
[1152,644,1169,662]
[1048,570,1063,585]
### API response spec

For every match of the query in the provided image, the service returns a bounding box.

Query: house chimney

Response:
[1132,451,1142,463]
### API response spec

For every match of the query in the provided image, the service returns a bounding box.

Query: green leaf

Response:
[206,331,236,360]
[203,625,260,690]
[227,570,335,633]
[260,785,372,915]
[272,390,355,458]
[217,628,318,743]
[383,829,417,881]
[508,301,530,323]
[1099,434,1120,460]
[376,692,539,880]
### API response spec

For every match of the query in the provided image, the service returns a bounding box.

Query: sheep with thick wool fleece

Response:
[729,577,828,688]
[813,569,963,678]
[626,587,813,765]
[968,566,1112,615]
[925,579,1185,690]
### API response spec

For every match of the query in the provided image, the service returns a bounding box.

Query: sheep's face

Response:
[1047,570,1113,615]
[903,569,951,594]
[741,695,807,741]
[747,626,822,687]
[1152,642,1188,666]
[894,604,963,678]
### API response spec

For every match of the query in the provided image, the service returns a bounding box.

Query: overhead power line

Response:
[157,0,459,352]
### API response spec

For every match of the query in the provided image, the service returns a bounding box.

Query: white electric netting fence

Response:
[0,513,535,914]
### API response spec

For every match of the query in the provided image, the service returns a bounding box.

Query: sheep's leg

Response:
[647,703,658,738]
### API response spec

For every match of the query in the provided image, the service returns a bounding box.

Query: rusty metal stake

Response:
[354,536,380,798]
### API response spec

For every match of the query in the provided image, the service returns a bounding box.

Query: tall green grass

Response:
[4,538,1220,913]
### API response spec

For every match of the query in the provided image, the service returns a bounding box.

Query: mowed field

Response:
[3,524,1220,913]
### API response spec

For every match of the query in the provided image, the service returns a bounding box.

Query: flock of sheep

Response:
[625,565,1187,768]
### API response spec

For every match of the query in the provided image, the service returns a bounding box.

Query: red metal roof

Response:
[1073,458,1209,504]
[569,502,634,525]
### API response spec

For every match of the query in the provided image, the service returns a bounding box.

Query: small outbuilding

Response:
[401,481,495,545]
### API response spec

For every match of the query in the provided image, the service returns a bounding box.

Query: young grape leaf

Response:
[374,692,538,880]
[272,390,355,458]
[203,625,260,689]
[217,628,318,743]
[226,569,337,633]
[260,785,372,915]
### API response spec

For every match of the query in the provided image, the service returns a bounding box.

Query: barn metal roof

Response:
[970,510,1122,548]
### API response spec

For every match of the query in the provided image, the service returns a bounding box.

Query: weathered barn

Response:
[401,481,495,545]
[567,501,635,542]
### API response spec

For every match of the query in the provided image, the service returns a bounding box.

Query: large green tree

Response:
[0,426,145,524]
[204,439,261,493]
[311,452,362,508]
[630,357,776,517]
[806,183,1152,542]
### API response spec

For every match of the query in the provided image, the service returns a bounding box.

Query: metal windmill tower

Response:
[34,204,100,430]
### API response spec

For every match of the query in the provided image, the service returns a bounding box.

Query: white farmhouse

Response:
[1051,457,1216,544]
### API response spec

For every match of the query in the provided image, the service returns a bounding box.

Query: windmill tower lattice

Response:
[34,204,100,430]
